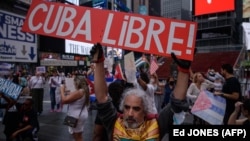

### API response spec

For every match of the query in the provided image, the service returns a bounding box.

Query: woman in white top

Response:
[60,75,90,141]
[186,72,214,124]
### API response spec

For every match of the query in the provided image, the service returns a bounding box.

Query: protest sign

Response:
[124,52,137,83]
[0,63,12,76]
[191,90,226,125]
[36,66,46,73]
[22,0,197,60]
[0,77,23,100]
[65,78,76,92]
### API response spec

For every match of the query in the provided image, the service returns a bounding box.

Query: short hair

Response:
[221,64,233,74]
[108,80,125,111]
[25,98,34,106]
[140,72,150,84]
[119,88,149,114]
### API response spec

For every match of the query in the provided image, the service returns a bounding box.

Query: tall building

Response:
[193,0,243,53]
[148,0,192,20]
[159,0,192,20]
[152,0,243,79]
[131,0,149,15]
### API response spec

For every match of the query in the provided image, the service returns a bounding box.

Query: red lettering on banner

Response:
[22,0,197,60]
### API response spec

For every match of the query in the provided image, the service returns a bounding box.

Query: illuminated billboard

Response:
[195,0,235,16]
[243,0,250,18]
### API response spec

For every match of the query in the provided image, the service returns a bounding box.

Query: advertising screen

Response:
[243,0,250,18]
[195,0,235,16]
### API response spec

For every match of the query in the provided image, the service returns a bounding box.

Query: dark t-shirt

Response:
[243,119,250,125]
[19,108,40,131]
[222,77,242,125]
[1,102,39,136]
[2,103,22,137]
[94,113,109,141]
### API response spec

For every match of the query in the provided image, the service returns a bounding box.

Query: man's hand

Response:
[136,71,140,79]
[214,91,223,96]
[234,101,243,113]
[171,52,191,69]
[90,43,104,63]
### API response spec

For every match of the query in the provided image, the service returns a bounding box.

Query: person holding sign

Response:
[0,92,20,141]
[186,72,214,125]
[48,70,62,112]
[60,76,90,141]
[91,43,160,140]
[29,71,46,115]
[90,43,194,141]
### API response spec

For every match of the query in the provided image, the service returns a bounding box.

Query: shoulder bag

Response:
[63,102,85,128]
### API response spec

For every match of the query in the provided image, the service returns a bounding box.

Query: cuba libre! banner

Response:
[22,0,197,60]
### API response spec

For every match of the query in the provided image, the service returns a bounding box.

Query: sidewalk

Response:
[0,101,97,141]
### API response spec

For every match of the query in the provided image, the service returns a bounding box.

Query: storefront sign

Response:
[65,40,92,55]
[36,66,46,73]
[0,10,37,63]
[40,52,60,60]
[40,60,77,66]
[22,0,197,61]
[61,54,75,60]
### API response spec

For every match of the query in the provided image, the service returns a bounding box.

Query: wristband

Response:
[91,56,105,63]
[177,66,189,73]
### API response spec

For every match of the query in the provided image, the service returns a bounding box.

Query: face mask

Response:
[209,71,215,76]
[169,81,175,85]
[150,78,155,83]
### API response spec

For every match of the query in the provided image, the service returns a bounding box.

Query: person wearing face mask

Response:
[90,43,196,141]
[162,76,175,108]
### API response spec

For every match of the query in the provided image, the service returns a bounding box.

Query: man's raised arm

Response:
[90,43,108,103]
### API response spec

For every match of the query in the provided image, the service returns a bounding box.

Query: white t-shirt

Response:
[134,82,158,114]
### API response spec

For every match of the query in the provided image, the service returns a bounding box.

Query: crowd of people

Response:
[0,42,250,141]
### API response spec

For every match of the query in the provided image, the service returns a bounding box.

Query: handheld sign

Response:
[65,78,76,92]
[22,0,197,61]
[124,52,137,83]
[36,66,46,73]
[0,78,23,100]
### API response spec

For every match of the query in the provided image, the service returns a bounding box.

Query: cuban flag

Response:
[114,63,124,80]
[86,78,95,95]
[191,90,226,125]
[105,75,114,86]
[135,54,149,68]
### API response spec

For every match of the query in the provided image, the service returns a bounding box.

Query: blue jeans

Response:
[50,87,59,110]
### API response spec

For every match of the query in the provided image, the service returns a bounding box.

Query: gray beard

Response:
[123,120,144,129]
